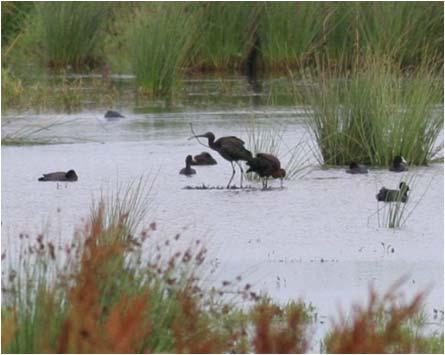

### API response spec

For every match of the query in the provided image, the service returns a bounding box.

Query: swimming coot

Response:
[376,182,410,203]
[38,170,78,182]
[389,155,408,172]
[346,161,368,174]
[191,152,217,165]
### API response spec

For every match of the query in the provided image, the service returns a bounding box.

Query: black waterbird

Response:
[191,152,217,166]
[179,155,196,176]
[38,170,78,182]
[346,161,368,174]
[246,153,286,188]
[389,155,408,172]
[190,132,252,188]
[376,182,410,203]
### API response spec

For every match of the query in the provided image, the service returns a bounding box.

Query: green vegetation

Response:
[192,3,261,72]
[298,56,443,167]
[126,4,197,97]
[2,2,443,98]
[31,2,111,70]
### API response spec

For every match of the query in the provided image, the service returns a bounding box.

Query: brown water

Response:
[2,77,443,348]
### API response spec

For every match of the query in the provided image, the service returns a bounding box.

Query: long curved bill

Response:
[188,134,206,140]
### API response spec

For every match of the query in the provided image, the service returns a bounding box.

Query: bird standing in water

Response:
[190,132,252,188]
[179,155,196,176]
[247,153,286,188]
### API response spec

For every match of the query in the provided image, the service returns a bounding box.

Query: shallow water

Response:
[2,83,444,348]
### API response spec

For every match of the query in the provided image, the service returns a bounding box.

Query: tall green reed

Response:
[298,55,443,166]
[259,2,329,71]
[32,2,111,70]
[127,3,199,97]
[192,3,261,72]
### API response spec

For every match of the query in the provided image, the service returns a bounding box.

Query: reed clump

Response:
[126,3,198,97]
[30,2,111,70]
[299,55,443,167]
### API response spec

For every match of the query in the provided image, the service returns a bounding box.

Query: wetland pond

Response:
[2,76,443,345]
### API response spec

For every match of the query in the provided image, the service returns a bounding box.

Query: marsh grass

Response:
[298,55,443,167]
[127,4,199,97]
[1,118,73,146]
[192,3,261,72]
[324,279,443,353]
[245,119,313,182]
[31,2,111,70]
[1,75,119,113]
[260,2,330,71]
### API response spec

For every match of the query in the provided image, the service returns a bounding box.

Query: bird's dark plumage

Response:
[192,132,252,188]
[105,110,124,119]
[179,155,196,176]
[191,152,217,165]
[38,170,78,182]
[346,161,368,174]
[376,182,410,203]
[247,153,286,188]
[390,155,408,172]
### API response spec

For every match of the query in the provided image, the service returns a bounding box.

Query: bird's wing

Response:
[218,136,245,146]
[256,153,281,168]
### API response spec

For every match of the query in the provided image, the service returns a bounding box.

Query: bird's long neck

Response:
[207,136,216,150]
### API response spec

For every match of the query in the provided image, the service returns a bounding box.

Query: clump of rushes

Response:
[259,2,330,72]
[30,2,111,70]
[127,3,198,97]
[299,54,443,166]
[324,279,443,353]
[192,3,261,72]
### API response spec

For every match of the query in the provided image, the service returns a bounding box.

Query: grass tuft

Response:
[298,54,443,167]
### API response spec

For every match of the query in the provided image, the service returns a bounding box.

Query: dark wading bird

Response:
[189,132,252,188]
[38,170,78,182]
[376,182,410,203]
[191,152,217,166]
[390,155,408,172]
[247,153,286,188]
[346,161,368,174]
[179,155,196,176]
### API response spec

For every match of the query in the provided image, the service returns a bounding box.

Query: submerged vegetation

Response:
[1,183,443,353]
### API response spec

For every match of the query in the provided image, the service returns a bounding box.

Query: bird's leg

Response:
[227,161,236,189]
[236,161,244,188]
[280,178,284,189]
[265,178,268,189]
